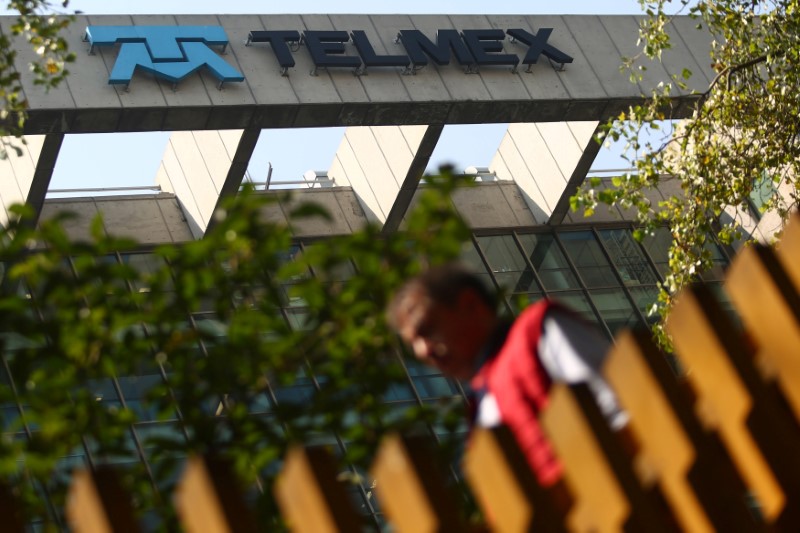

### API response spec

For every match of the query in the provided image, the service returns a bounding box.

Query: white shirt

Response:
[476,307,628,430]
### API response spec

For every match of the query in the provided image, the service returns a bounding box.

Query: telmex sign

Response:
[84,25,573,88]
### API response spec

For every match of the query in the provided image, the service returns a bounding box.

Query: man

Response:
[387,263,626,488]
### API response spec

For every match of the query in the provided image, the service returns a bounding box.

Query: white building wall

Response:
[329,125,428,224]
[490,122,598,222]
[0,136,44,227]
[156,130,242,239]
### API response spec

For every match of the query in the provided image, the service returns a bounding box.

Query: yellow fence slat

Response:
[175,455,257,533]
[726,244,800,422]
[775,211,800,291]
[667,284,800,528]
[605,329,757,531]
[464,426,564,532]
[67,467,140,533]
[274,446,361,533]
[371,434,465,533]
[541,383,671,532]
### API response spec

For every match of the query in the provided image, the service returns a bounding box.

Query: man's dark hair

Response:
[387,263,497,327]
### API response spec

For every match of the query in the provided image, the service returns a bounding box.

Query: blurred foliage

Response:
[0,1,75,157]
[0,170,474,530]
[571,0,800,347]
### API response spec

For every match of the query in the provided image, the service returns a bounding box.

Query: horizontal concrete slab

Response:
[39,194,194,243]
[7,14,713,134]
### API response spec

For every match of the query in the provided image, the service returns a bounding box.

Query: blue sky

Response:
[13,1,654,194]
[51,1,650,16]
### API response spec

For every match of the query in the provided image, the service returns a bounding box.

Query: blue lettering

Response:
[351,30,410,71]
[461,29,519,69]
[506,28,574,66]
[247,30,301,71]
[397,29,474,67]
[303,31,361,70]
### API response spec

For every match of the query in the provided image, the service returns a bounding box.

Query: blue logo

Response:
[85,26,245,88]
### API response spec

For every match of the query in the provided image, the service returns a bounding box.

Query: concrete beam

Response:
[382,124,443,234]
[205,127,261,234]
[548,123,605,225]
[27,133,64,227]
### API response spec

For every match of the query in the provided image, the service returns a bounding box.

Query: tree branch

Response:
[703,54,770,97]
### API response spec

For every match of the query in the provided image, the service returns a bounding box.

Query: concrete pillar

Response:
[490,122,600,223]
[0,136,45,227]
[156,130,242,239]
[328,125,432,225]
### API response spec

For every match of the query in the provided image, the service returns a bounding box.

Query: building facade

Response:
[0,12,739,529]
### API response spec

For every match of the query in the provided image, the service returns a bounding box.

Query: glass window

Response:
[0,363,22,431]
[458,240,495,292]
[69,255,122,293]
[404,360,459,398]
[135,422,188,466]
[558,232,620,288]
[405,359,444,379]
[277,244,306,277]
[279,284,308,309]
[0,331,41,351]
[641,227,672,279]
[233,283,274,310]
[380,400,421,425]
[628,286,662,325]
[382,381,416,402]
[597,229,659,286]
[412,375,459,399]
[51,452,89,488]
[285,308,311,331]
[121,253,171,293]
[193,314,228,338]
[278,244,309,308]
[699,241,730,282]
[85,378,123,411]
[548,291,605,331]
[475,235,540,294]
[303,429,340,447]
[273,381,315,406]
[748,170,776,216]
[588,289,640,334]
[117,373,165,421]
[517,233,579,291]
[641,228,729,282]
[321,260,356,284]
[246,391,274,414]
[506,292,544,315]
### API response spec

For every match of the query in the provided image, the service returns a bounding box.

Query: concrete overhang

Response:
[3,14,713,134]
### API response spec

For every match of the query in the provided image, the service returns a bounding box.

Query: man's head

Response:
[387,264,498,379]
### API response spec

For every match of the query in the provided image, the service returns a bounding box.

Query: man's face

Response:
[394,288,482,380]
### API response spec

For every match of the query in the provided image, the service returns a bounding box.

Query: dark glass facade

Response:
[2,224,732,530]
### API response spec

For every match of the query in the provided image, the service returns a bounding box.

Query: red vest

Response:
[470,300,562,486]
